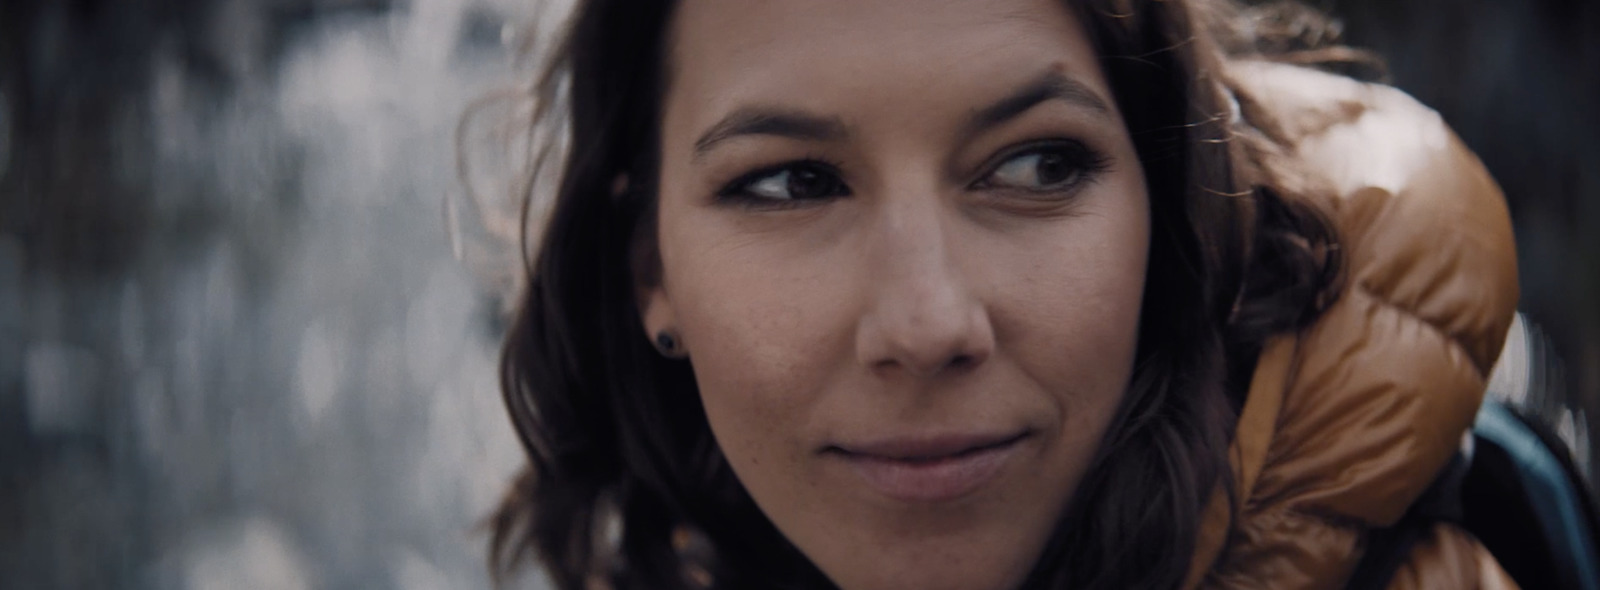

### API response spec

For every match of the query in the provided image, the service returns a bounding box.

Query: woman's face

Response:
[645,0,1149,588]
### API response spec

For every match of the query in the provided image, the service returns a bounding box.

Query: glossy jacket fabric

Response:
[1182,62,1523,589]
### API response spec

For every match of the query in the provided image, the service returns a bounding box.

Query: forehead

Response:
[665,0,1107,122]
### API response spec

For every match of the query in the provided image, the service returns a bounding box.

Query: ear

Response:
[628,178,682,353]
[634,240,683,355]
[640,286,679,349]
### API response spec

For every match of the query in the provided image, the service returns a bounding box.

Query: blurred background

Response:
[0,0,1594,588]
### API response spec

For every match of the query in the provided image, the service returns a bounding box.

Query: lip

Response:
[826,432,1030,503]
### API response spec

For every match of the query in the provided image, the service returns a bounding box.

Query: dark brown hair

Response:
[484,1,1352,588]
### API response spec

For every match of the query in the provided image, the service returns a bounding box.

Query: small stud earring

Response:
[654,331,683,358]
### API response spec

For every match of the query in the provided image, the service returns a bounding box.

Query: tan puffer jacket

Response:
[1182,61,1523,589]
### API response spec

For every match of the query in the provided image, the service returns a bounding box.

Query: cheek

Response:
[992,181,1150,404]
[1014,236,1147,391]
[983,190,1150,499]
[657,223,853,472]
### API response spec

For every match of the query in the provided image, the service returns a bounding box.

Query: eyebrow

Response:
[693,108,848,159]
[690,70,1113,159]
[968,70,1113,134]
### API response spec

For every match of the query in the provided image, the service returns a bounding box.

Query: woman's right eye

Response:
[717,161,850,205]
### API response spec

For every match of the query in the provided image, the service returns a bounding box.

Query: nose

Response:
[854,198,995,378]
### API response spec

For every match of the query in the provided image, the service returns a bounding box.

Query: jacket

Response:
[1183,61,1523,589]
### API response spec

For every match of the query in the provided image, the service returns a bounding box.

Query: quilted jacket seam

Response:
[1352,281,1491,380]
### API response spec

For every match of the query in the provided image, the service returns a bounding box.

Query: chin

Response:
[834,566,1027,590]
[817,541,1036,590]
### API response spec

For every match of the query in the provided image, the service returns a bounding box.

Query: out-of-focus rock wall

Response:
[0,0,564,587]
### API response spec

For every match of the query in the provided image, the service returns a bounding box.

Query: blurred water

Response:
[1,0,565,587]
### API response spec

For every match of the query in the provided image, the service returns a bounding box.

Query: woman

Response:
[484,0,1521,588]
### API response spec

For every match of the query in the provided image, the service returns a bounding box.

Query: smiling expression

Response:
[640,0,1151,588]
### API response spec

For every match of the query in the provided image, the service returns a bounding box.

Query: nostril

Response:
[854,293,996,377]
[868,351,979,376]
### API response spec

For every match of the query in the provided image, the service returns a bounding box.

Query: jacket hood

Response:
[1185,61,1521,589]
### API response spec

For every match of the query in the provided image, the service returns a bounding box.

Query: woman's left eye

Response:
[978,142,1106,193]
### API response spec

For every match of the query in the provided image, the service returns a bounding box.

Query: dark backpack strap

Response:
[1345,401,1600,590]
[1343,516,1428,590]
[1463,402,1600,590]
[1343,446,1471,590]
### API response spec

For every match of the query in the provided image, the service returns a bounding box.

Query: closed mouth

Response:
[824,431,1032,502]
[825,431,1031,462]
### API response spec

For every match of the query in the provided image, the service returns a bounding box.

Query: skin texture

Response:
[642,0,1151,588]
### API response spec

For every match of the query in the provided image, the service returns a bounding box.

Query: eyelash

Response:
[714,155,850,209]
[712,140,1111,208]
[973,139,1111,195]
